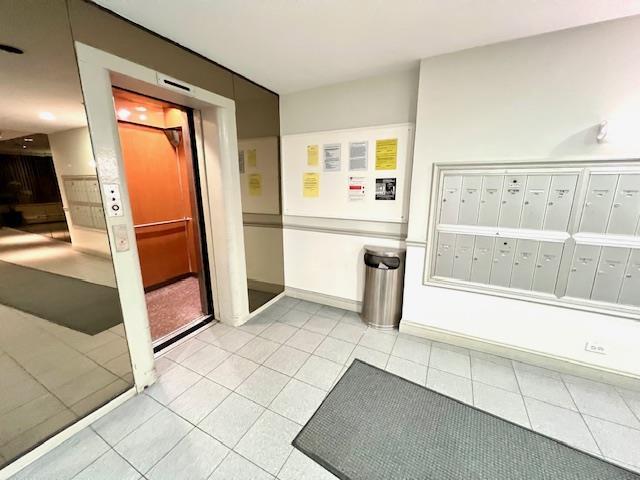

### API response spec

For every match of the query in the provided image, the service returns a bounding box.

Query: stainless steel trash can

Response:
[361,245,406,330]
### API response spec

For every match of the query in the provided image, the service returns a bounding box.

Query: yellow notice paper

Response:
[375,138,398,170]
[248,173,262,196]
[303,172,320,198]
[247,149,257,167]
[307,145,319,166]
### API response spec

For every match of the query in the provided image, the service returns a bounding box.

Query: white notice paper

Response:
[349,176,366,201]
[323,144,341,172]
[349,141,368,171]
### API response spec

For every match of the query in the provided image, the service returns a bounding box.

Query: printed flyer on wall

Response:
[348,176,366,201]
[303,172,320,197]
[307,144,319,166]
[375,177,396,200]
[323,143,341,172]
[349,141,368,171]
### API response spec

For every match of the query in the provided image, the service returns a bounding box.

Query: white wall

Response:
[49,127,111,257]
[280,69,419,305]
[281,67,419,135]
[405,16,640,377]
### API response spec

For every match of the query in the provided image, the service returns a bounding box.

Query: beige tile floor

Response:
[8,296,640,479]
[0,228,132,466]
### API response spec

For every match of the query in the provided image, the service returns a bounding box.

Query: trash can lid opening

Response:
[363,245,406,257]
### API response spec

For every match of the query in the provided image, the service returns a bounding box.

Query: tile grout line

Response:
[512,360,533,429]
[560,378,605,458]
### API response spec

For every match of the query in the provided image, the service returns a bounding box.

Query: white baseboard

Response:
[0,387,136,480]
[285,287,361,312]
[400,320,640,390]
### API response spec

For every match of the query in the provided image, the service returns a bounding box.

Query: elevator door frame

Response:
[75,43,251,392]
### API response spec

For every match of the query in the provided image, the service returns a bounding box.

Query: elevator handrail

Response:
[134,217,192,228]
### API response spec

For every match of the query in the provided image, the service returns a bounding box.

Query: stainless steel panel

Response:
[489,238,516,287]
[498,175,526,228]
[618,249,640,307]
[591,247,630,303]
[469,235,495,284]
[543,175,578,231]
[458,176,483,225]
[510,239,539,291]
[439,175,463,224]
[565,244,601,299]
[579,174,618,233]
[477,176,504,227]
[607,174,640,235]
[520,175,551,230]
[434,232,456,278]
[532,242,564,294]
[451,235,475,281]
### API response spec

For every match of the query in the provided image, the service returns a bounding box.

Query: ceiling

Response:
[0,1,88,139]
[95,0,640,94]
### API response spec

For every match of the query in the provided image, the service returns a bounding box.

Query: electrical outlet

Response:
[584,341,607,355]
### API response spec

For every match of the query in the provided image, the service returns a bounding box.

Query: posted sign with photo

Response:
[375,178,396,200]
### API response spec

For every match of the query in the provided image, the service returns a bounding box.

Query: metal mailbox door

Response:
[498,176,526,228]
[543,175,578,231]
[434,232,456,278]
[477,176,504,227]
[591,247,630,303]
[520,175,551,230]
[510,239,538,291]
[607,174,640,235]
[451,234,475,281]
[565,244,601,299]
[618,249,640,307]
[439,176,462,224]
[532,241,564,294]
[458,176,483,225]
[489,238,516,287]
[469,236,495,284]
[579,174,618,233]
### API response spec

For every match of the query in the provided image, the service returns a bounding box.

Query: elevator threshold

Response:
[153,314,213,353]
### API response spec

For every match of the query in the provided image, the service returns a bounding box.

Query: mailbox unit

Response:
[62,175,107,231]
[426,161,640,318]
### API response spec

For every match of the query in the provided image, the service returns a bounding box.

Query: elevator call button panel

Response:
[427,162,640,318]
[103,183,124,217]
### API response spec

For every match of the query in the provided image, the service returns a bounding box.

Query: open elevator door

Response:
[112,88,213,349]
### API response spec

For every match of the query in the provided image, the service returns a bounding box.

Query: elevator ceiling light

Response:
[117,108,131,120]
[39,111,55,121]
[139,114,148,121]
[135,106,147,112]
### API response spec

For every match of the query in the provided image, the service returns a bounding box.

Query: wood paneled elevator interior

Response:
[113,89,209,342]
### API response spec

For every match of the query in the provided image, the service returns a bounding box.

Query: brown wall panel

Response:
[135,223,191,288]
[118,122,199,288]
[233,74,280,138]
[67,0,235,99]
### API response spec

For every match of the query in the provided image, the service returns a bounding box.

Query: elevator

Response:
[113,88,212,347]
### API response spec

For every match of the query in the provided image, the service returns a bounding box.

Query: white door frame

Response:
[75,43,250,390]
